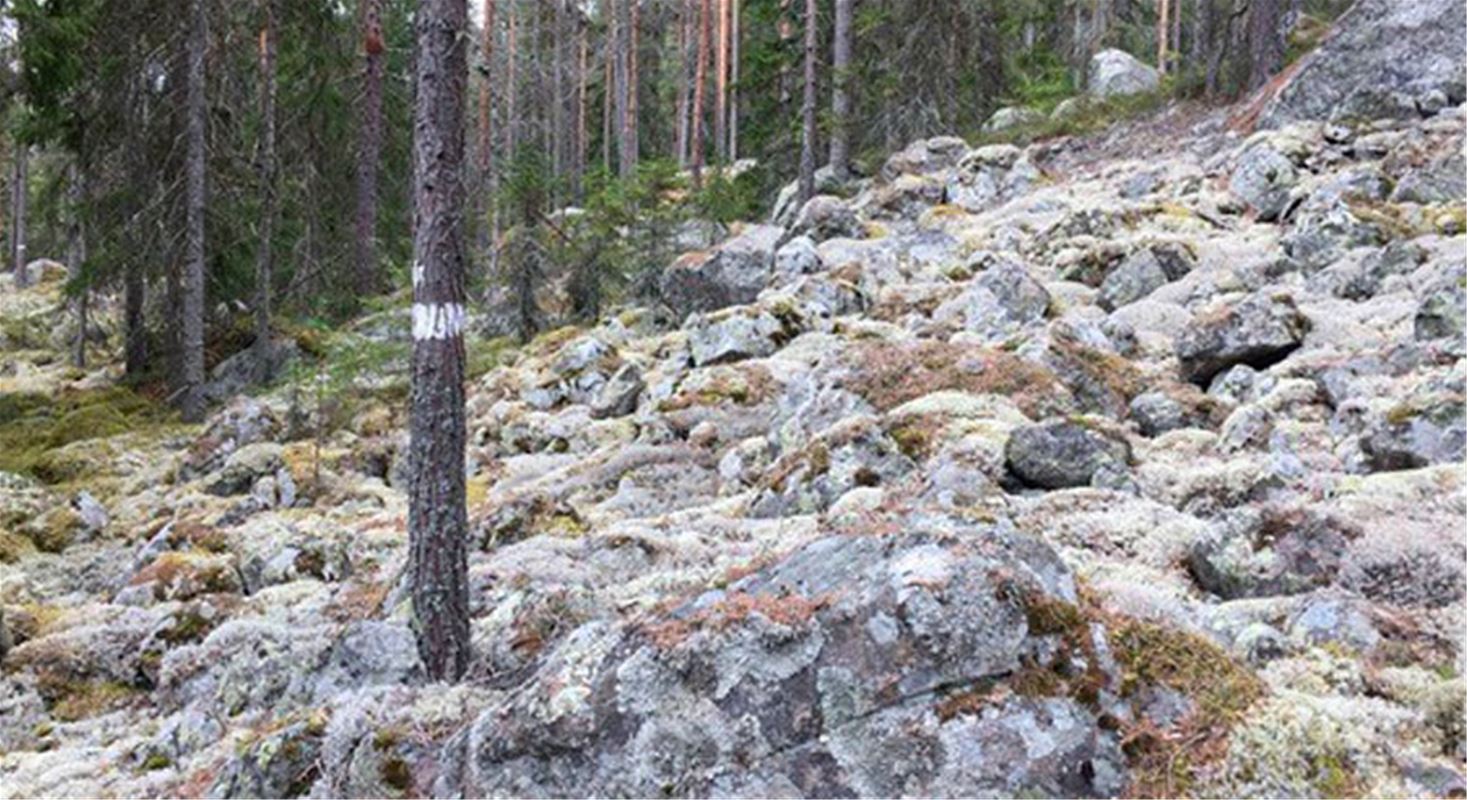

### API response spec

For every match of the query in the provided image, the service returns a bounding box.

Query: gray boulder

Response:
[1259,0,1467,128]
[451,519,1127,798]
[946,144,1041,213]
[1360,391,1466,472]
[659,224,786,319]
[789,195,862,242]
[1087,49,1160,98]
[590,364,644,419]
[983,106,1044,132]
[1188,507,1353,600]
[1230,142,1299,221]
[1176,293,1309,385]
[687,307,800,366]
[1099,249,1169,310]
[1005,421,1131,490]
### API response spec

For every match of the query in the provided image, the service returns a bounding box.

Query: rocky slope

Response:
[2,55,1466,800]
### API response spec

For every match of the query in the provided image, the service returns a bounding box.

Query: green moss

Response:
[45,680,139,722]
[381,757,412,792]
[0,387,174,481]
[141,753,172,771]
[0,529,37,563]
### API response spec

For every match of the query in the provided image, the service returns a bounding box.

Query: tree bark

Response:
[125,257,147,378]
[728,0,739,160]
[1157,0,1169,74]
[1247,0,1285,90]
[675,0,691,165]
[255,0,279,382]
[67,163,86,369]
[829,0,852,182]
[690,0,710,187]
[356,0,385,295]
[798,0,817,204]
[575,15,588,198]
[506,0,518,163]
[180,0,208,422]
[477,0,495,252]
[714,0,727,164]
[408,0,472,683]
[627,0,639,175]
[10,146,27,288]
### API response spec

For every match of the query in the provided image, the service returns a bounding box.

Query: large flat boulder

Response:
[1259,0,1466,127]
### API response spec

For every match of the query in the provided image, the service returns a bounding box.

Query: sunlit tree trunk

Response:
[690,0,710,187]
[829,0,852,182]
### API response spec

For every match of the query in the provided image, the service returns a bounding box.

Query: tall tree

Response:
[477,0,495,251]
[797,0,817,204]
[828,0,853,182]
[714,0,727,163]
[180,0,208,422]
[9,145,26,288]
[728,0,738,160]
[690,0,710,187]
[254,0,279,381]
[356,0,386,295]
[408,0,472,682]
[1247,0,1285,90]
[67,163,86,368]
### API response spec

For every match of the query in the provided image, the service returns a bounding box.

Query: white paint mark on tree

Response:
[412,302,466,340]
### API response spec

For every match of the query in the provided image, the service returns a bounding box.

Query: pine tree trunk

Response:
[675,0,690,165]
[1247,0,1284,90]
[728,0,739,160]
[10,146,27,289]
[798,0,817,204]
[1157,0,1169,74]
[125,256,147,378]
[255,0,279,382]
[829,0,852,182]
[408,0,472,683]
[690,0,710,187]
[356,0,385,295]
[575,17,588,199]
[506,0,518,163]
[627,0,639,175]
[67,163,86,369]
[180,0,208,422]
[478,0,496,252]
[714,0,727,164]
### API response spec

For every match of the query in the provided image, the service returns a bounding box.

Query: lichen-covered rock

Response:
[1176,292,1309,385]
[789,195,862,242]
[982,105,1044,132]
[452,518,1126,798]
[945,145,1041,213]
[1187,505,1354,600]
[1230,141,1299,221]
[659,224,786,319]
[1259,0,1467,128]
[1005,420,1131,490]
[1087,49,1160,98]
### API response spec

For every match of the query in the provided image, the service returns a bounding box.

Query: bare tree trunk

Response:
[180,0,208,422]
[627,0,639,175]
[798,0,817,204]
[690,0,710,187]
[675,0,691,165]
[478,0,496,252]
[408,0,471,683]
[829,0,852,182]
[729,0,739,160]
[1247,0,1284,90]
[255,0,279,382]
[67,163,86,369]
[714,0,727,164]
[1157,0,1169,74]
[506,0,518,163]
[575,15,588,199]
[10,146,26,288]
[602,27,612,173]
[552,0,566,188]
[356,0,385,295]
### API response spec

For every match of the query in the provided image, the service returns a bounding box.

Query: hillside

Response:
[2,9,1466,800]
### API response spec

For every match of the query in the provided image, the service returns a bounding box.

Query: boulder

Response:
[1259,0,1467,128]
[1098,249,1169,310]
[789,195,862,242]
[1087,49,1160,99]
[1187,506,1353,599]
[1176,293,1309,385]
[946,144,1041,213]
[590,364,644,419]
[1230,141,1299,221]
[453,518,1126,798]
[687,306,800,366]
[1005,420,1131,490]
[659,224,786,319]
[983,106,1044,133]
